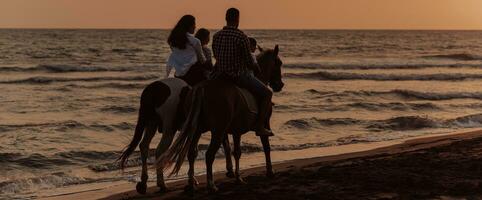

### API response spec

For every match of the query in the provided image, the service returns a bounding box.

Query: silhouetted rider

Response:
[211,8,274,137]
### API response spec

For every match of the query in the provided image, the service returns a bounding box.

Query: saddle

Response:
[236,87,258,114]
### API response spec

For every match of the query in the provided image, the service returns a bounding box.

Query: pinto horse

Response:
[159,45,284,193]
[118,75,234,194]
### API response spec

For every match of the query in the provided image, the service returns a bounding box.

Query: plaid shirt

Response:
[212,26,256,78]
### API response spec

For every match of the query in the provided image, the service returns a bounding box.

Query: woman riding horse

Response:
[118,15,232,194]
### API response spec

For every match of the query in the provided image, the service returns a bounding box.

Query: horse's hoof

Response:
[235,177,247,185]
[226,171,235,178]
[136,182,147,194]
[207,185,219,194]
[266,170,275,178]
[193,177,200,185]
[157,185,169,193]
[183,184,196,194]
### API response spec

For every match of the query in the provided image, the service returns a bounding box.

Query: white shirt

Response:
[165,33,206,78]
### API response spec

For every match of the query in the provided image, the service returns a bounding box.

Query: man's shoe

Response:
[255,128,274,137]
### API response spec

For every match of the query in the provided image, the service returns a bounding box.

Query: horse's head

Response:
[257,45,284,92]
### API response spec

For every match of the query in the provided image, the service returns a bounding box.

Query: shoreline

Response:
[39,129,482,200]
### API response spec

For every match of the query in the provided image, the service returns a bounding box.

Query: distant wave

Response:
[350,102,441,111]
[276,102,443,112]
[63,82,147,90]
[382,89,482,100]
[0,75,158,84]
[0,121,135,133]
[0,153,75,169]
[370,114,482,131]
[284,71,482,81]
[111,48,144,53]
[367,116,441,131]
[283,63,482,70]
[0,64,157,73]
[422,53,482,61]
[56,151,120,162]
[284,114,482,131]
[99,105,137,114]
[303,89,482,101]
[285,118,361,129]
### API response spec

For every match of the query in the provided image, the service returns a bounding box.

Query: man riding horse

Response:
[211,8,274,137]
[120,7,283,195]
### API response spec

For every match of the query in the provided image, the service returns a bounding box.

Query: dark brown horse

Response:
[159,45,284,193]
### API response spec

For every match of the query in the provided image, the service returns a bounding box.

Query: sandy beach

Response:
[37,129,482,200]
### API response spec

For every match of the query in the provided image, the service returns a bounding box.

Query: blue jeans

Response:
[233,72,272,129]
[234,72,272,100]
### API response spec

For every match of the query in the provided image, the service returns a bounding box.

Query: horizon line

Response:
[2,27,482,31]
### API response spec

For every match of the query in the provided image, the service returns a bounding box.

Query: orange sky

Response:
[1,0,482,29]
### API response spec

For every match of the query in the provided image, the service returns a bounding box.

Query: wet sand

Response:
[40,129,482,200]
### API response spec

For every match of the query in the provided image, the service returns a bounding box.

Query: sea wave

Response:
[284,71,482,81]
[283,63,482,70]
[381,90,482,100]
[0,172,94,195]
[111,48,144,53]
[0,64,157,73]
[303,89,482,101]
[0,171,125,197]
[0,75,158,84]
[0,150,121,171]
[346,102,440,111]
[99,105,137,114]
[63,82,147,90]
[284,114,482,131]
[422,53,482,61]
[0,121,135,133]
[276,102,443,112]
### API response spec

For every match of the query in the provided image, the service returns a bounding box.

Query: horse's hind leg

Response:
[222,137,235,178]
[205,130,226,193]
[136,122,157,194]
[185,130,202,193]
[154,127,175,192]
[233,134,246,184]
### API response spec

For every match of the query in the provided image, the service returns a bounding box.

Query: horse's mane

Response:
[257,49,275,62]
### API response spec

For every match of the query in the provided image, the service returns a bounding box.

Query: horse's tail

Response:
[118,85,159,169]
[158,86,204,176]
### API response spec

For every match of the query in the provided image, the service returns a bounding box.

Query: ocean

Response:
[1,29,482,199]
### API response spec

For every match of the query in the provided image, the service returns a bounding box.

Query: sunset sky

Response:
[1,0,482,30]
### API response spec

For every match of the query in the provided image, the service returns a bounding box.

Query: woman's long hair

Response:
[168,15,195,49]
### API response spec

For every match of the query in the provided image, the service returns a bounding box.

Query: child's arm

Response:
[192,39,207,64]
[165,64,172,78]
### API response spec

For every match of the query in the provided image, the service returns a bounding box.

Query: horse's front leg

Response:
[154,128,175,192]
[136,123,157,194]
[260,135,274,177]
[233,134,246,184]
[222,136,235,178]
